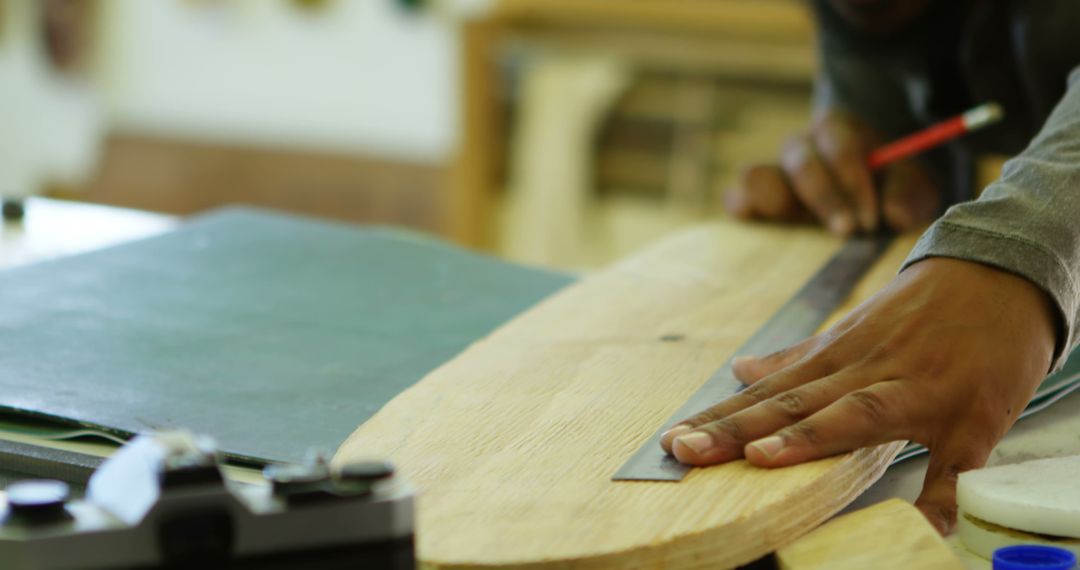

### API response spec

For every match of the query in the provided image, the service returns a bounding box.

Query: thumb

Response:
[881,160,940,232]
[915,435,993,535]
[732,336,817,385]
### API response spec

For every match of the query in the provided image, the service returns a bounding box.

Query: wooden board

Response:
[778,499,963,570]
[334,221,920,569]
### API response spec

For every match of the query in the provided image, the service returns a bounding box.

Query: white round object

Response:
[957,509,1080,561]
[957,455,1080,538]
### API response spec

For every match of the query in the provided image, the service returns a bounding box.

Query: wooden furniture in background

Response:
[54,134,449,237]
[496,53,632,268]
[453,0,816,249]
[335,220,919,568]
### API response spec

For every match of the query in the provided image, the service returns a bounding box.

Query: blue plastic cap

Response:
[993,545,1077,570]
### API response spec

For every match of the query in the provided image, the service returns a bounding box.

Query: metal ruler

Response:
[612,234,895,481]
[0,439,103,490]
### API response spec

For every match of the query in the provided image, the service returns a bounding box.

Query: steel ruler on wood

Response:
[0,439,102,488]
[613,234,895,482]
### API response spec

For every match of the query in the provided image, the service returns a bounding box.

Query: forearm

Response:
[904,67,1080,368]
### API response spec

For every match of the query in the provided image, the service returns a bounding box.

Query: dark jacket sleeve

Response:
[810,0,975,204]
[811,3,922,138]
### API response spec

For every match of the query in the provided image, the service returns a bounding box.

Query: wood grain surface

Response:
[334,221,921,569]
[778,499,962,570]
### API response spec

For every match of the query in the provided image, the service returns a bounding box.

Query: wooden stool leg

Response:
[500,53,630,268]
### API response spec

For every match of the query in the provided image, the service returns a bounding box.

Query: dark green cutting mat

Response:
[0,208,574,464]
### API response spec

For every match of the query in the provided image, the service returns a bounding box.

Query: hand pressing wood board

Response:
[334,221,920,569]
[778,499,963,570]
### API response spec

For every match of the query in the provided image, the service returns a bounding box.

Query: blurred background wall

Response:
[1,0,817,271]
[88,0,459,236]
[100,0,455,162]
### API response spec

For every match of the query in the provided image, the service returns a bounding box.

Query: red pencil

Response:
[867,102,1004,170]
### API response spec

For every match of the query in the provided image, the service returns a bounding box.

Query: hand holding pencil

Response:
[724,103,1003,236]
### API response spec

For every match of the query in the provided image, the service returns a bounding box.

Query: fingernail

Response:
[749,435,786,459]
[828,214,853,236]
[661,424,693,444]
[732,356,753,367]
[674,432,714,456]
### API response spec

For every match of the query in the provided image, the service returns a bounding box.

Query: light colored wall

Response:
[0,0,103,197]
[97,0,459,163]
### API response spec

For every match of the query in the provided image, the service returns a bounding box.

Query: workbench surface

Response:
[4,200,1073,568]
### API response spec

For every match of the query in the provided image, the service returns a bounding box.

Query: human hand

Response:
[659,258,1058,533]
[724,110,940,236]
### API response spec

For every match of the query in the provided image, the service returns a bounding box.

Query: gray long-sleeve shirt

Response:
[905,69,1080,368]
[812,0,1080,367]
